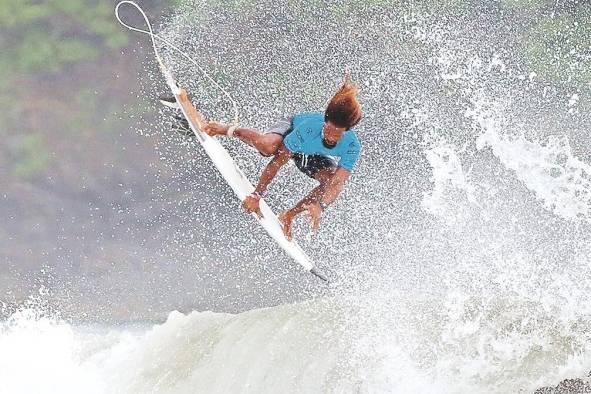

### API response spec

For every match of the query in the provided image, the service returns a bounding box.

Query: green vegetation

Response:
[501,0,551,11]
[524,14,591,86]
[496,0,591,85]
[11,134,51,180]
[0,0,128,77]
[0,0,135,179]
[60,89,97,136]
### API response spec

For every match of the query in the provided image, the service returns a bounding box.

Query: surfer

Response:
[161,76,362,240]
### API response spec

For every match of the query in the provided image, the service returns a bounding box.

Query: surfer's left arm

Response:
[242,143,292,217]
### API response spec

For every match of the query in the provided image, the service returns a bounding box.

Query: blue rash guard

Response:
[283,112,362,172]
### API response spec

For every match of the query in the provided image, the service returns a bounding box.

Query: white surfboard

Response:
[114,0,327,282]
[172,93,328,282]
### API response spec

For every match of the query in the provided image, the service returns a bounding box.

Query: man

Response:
[161,76,362,240]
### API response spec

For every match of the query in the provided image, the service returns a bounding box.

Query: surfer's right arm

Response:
[242,143,291,217]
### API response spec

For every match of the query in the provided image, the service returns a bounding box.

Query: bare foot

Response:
[278,211,294,241]
[203,121,229,137]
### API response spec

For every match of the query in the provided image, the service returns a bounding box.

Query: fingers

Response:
[284,225,292,241]
[255,206,263,219]
[311,215,320,232]
[241,199,253,213]
[309,212,320,232]
[278,211,287,226]
[282,219,293,241]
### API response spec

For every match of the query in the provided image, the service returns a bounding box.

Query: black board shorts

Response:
[265,117,337,179]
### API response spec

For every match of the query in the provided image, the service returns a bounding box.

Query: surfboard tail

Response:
[310,267,329,282]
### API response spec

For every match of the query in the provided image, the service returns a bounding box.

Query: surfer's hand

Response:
[242,195,263,218]
[304,202,322,233]
[203,121,229,136]
[278,211,294,241]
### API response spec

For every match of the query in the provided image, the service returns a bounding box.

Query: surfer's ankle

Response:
[227,125,238,137]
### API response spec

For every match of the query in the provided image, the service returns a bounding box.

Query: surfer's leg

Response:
[313,167,338,185]
[233,128,284,156]
[231,117,292,157]
[292,154,338,180]
[306,167,338,201]
[279,160,337,222]
[180,117,284,155]
[161,92,289,155]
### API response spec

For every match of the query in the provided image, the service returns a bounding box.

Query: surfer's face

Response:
[322,121,346,147]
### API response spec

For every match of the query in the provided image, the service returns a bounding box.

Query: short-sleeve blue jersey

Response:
[283,112,362,172]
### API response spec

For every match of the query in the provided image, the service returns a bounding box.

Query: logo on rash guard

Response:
[296,130,304,144]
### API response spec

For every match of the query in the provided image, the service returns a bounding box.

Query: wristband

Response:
[251,191,262,200]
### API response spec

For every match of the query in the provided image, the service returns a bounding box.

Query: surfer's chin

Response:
[322,138,337,149]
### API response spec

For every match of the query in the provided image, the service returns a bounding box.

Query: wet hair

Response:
[324,78,362,129]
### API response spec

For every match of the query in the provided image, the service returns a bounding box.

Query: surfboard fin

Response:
[159,93,180,110]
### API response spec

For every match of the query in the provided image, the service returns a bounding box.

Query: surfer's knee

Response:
[259,136,282,156]
[314,168,336,184]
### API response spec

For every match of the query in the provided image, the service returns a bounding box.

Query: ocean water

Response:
[2,281,591,394]
[3,1,591,393]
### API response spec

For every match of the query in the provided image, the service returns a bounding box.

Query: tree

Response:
[0,0,128,81]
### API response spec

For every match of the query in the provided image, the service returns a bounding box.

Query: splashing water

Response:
[4,1,591,393]
[476,128,591,221]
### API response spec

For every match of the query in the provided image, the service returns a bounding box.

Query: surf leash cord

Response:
[114,0,240,125]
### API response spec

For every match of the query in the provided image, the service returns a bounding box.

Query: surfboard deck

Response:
[169,90,328,282]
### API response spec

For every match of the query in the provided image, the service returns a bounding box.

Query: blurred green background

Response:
[1,0,588,183]
[0,0,179,319]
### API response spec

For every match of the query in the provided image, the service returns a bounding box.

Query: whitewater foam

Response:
[475,118,591,222]
[4,288,591,394]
